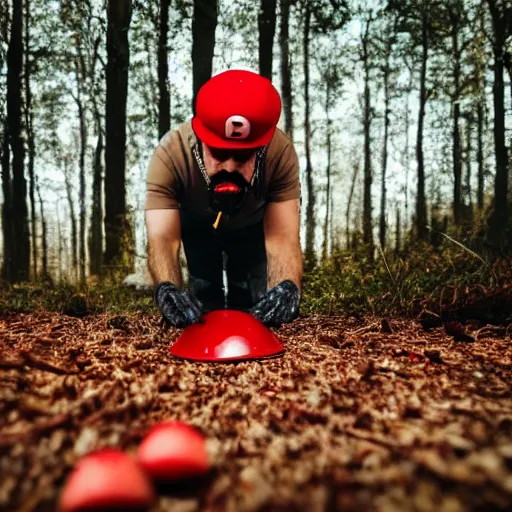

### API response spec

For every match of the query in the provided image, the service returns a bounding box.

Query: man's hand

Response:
[155,282,204,328]
[249,280,300,327]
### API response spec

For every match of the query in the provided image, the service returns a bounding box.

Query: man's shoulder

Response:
[265,127,298,168]
[158,121,197,153]
[268,127,294,151]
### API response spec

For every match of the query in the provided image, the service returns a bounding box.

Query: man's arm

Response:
[263,198,303,290]
[146,209,183,287]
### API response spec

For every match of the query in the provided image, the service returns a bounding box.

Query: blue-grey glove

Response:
[155,282,204,328]
[249,280,300,327]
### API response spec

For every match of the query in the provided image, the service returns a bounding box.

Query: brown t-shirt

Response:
[145,121,300,230]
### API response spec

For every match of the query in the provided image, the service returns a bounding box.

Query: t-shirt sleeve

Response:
[266,142,301,202]
[144,137,182,210]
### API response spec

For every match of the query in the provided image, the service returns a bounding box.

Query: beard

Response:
[208,169,250,217]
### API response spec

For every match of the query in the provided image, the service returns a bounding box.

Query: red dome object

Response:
[170,310,285,362]
[59,448,154,512]
[137,421,209,481]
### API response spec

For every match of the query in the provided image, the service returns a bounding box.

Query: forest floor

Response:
[0,310,511,512]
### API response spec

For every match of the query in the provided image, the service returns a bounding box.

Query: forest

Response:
[0,0,511,288]
[0,1,511,511]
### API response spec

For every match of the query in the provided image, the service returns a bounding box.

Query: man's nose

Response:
[221,158,238,172]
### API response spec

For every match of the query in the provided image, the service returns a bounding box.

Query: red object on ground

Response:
[170,309,285,362]
[59,448,154,512]
[137,421,209,481]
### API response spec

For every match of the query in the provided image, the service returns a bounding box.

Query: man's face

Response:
[202,143,259,184]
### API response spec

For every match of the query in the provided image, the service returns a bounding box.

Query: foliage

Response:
[0,279,155,316]
[1,239,509,321]
[301,238,509,317]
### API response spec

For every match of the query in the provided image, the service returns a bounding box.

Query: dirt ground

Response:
[0,311,511,512]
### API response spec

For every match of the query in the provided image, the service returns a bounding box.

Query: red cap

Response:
[192,69,282,150]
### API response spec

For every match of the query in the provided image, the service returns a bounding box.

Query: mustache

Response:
[209,169,250,188]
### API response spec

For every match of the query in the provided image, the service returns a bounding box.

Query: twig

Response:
[425,226,498,285]
[20,350,76,375]
[349,322,380,336]
[377,243,403,304]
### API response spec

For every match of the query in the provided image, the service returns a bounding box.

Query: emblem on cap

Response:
[225,115,251,140]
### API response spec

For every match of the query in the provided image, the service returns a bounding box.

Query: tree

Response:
[302,0,350,267]
[64,154,78,279]
[377,13,398,250]
[3,0,30,282]
[104,0,133,270]
[36,179,48,278]
[320,65,342,262]
[73,33,88,283]
[192,0,218,113]
[259,0,277,79]
[470,8,489,213]
[361,14,375,256]
[443,0,473,227]
[415,10,430,240]
[89,105,104,277]
[158,0,171,137]
[346,161,359,249]
[24,0,37,278]
[463,112,473,216]
[486,0,511,240]
[303,0,314,267]
[388,0,445,240]
[279,0,292,137]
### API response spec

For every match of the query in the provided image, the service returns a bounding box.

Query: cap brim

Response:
[192,117,275,150]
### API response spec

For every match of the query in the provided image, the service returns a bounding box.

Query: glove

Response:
[249,280,300,327]
[155,281,204,328]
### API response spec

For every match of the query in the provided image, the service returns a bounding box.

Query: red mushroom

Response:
[59,448,154,512]
[137,421,210,481]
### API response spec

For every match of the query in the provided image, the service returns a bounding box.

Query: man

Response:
[145,69,303,328]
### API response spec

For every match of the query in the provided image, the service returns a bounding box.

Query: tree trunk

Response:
[89,114,104,277]
[279,0,292,138]
[346,163,359,249]
[24,0,37,279]
[321,81,332,263]
[403,72,412,232]
[487,1,510,239]
[258,0,277,80]
[192,0,218,113]
[303,2,315,268]
[477,9,486,213]
[451,19,462,226]
[379,38,391,250]
[6,0,29,282]
[395,205,401,256]
[36,180,48,279]
[1,126,12,281]
[143,32,159,125]
[57,201,63,281]
[158,0,171,138]
[415,15,428,240]
[330,193,334,252]
[362,20,373,257]
[465,117,472,209]
[104,0,132,269]
[489,37,509,235]
[75,40,87,284]
[64,157,78,281]
[477,98,484,211]
[89,36,104,278]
